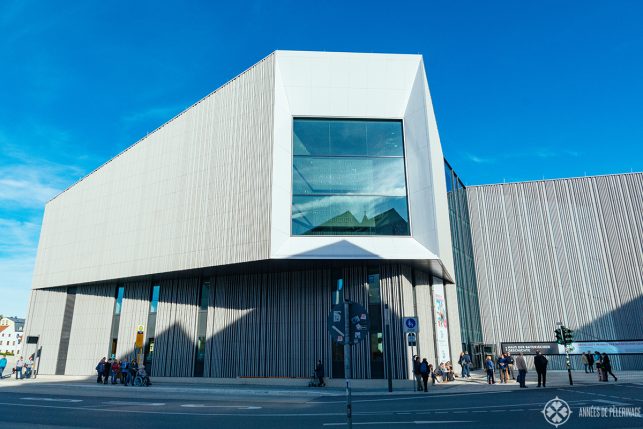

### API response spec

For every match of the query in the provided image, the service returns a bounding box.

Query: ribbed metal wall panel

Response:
[205,269,334,378]
[466,173,643,369]
[115,282,151,361]
[23,288,67,374]
[32,54,275,289]
[152,278,199,377]
[29,263,430,378]
[414,270,437,365]
[65,284,115,375]
[380,264,414,379]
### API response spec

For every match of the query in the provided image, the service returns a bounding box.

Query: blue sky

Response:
[1,1,642,317]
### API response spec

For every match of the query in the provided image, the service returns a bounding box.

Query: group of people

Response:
[484,352,517,384]
[482,350,618,388]
[95,357,150,386]
[412,356,456,392]
[0,355,35,380]
[581,351,618,382]
[485,351,545,387]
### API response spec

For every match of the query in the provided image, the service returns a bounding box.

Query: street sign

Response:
[327,301,370,345]
[135,325,145,349]
[402,317,418,333]
[407,332,417,347]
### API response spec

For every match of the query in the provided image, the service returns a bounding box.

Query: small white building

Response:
[0,317,24,356]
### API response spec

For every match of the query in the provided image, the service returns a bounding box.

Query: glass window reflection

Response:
[293,157,407,196]
[292,118,409,236]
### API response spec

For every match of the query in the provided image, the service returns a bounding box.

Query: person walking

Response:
[515,352,528,388]
[581,353,589,373]
[506,352,515,380]
[462,351,472,379]
[0,355,6,379]
[419,358,430,391]
[315,360,325,387]
[587,352,595,373]
[601,353,618,382]
[485,356,495,384]
[534,351,548,387]
[15,356,24,380]
[413,356,423,391]
[96,357,106,383]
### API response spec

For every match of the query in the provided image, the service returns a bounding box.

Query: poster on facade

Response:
[501,340,643,355]
[501,342,560,355]
[432,283,450,363]
[562,340,643,355]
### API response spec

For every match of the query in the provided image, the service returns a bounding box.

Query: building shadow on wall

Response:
[544,294,643,371]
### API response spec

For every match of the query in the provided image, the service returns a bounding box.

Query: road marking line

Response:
[181,404,261,409]
[310,390,513,404]
[104,401,165,406]
[323,421,475,426]
[594,399,632,406]
[21,397,83,403]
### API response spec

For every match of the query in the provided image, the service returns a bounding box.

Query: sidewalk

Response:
[1,370,641,398]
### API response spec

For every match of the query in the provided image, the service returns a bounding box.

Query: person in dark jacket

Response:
[587,352,594,373]
[315,360,325,387]
[95,358,106,383]
[485,356,495,384]
[534,351,548,387]
[102,358,111,384]
[413,356,423,391]
[601,353,618,381]
[419,358,430,392]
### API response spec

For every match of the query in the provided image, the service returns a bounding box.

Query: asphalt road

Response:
[0,382,642,428]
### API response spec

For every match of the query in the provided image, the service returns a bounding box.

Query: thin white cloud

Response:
[0,252,35,317]
[0,163,81,207]
[0,218,40,254]
[466,153,496,164]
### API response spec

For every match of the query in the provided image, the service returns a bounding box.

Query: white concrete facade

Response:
[29,51,462,374]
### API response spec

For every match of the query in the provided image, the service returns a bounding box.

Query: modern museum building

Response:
[24,51,643,378]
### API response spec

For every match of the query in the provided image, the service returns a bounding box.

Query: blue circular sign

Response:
[405,318,417,329]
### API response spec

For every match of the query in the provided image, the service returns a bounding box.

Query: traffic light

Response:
[563,327,574,344]
[554,328,563,345]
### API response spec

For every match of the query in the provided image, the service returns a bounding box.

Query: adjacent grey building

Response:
[451,172,643,369]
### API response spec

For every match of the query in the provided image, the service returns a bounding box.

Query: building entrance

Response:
[473,343,495,369]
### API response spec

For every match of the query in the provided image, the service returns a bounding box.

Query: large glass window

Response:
[114,286,124,315]
[292,119,410,236]
[150,285,160,313]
